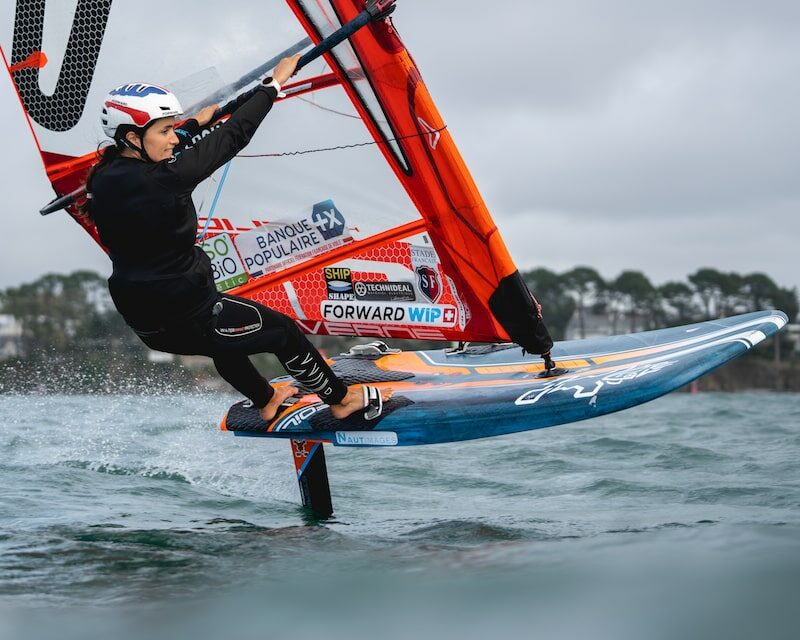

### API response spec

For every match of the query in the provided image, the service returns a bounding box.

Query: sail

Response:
[2,0,549,348]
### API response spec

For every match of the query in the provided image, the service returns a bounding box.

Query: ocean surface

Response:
[1,391,798,640]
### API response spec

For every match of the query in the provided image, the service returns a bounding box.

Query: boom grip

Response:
[40,188,83,216]
[295,11,371,72]
[210,0,397,121]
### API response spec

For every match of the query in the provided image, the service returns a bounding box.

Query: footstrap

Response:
[537,351,570,379]
[362,385,383,421]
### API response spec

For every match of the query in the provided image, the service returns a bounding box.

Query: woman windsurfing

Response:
[81,54,391,423]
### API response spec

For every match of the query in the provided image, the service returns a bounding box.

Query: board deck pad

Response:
[222,396,413,433]
[221,311,788,446]
[290,357,414,395]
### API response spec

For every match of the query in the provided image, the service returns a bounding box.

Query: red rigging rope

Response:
[295,95,362,120]
[201,124,446,242]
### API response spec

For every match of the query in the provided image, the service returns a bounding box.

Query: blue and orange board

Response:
[221,310,788,446]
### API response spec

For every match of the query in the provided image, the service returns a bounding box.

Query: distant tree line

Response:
[0,271,205,392]
[0,270,138,356]
[522,266,798,340]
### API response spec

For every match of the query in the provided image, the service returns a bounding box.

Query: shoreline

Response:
[2,351,798,395]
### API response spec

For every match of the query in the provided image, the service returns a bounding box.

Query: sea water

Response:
[1,392,798,639]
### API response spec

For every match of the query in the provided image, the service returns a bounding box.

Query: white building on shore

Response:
[0,314,23,360]
[564,310,613,341]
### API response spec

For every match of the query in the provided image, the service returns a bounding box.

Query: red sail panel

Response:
[270,0,544,346]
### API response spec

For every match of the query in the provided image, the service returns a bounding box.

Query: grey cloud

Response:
[405,2,800,226]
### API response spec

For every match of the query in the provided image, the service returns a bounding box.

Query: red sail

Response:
[2,0,548,348]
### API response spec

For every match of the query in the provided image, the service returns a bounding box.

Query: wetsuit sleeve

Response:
[152,85,278,190]
[215,88,259,119]
[173,118,201,152]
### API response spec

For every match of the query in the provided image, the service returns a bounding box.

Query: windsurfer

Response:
[81,54,392,422]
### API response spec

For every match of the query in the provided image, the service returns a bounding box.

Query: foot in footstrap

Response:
[362,385,384,420]
[258,385,300,423]
[538,352,570,379]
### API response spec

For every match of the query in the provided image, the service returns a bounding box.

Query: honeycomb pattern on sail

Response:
[247,241,460,329]
[11,0,113,132]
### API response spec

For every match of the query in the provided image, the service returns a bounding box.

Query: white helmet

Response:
[101,83,183,139]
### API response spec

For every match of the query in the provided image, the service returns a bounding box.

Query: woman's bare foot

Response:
[259,385,298,423]
[330,385,393,420]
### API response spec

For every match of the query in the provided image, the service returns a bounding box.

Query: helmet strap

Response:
[118,124,154,163]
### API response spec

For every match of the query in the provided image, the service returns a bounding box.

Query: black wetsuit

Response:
[90,84,347,408]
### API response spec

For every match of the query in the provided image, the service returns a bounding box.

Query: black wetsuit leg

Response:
[211,353,273,408]
[209,295,348,407]
[138,294,348,409]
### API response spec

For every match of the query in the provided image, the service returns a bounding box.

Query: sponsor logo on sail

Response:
[324,267,354,300]
[416,265,442,303]
[354,281,416,302]
[295,319,447,341]
[410,245,439,270]
[320,301,457,327]
[311,200,346,240]
[234,200,352,277]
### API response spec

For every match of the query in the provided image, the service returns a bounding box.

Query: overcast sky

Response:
[1,0,798,293]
